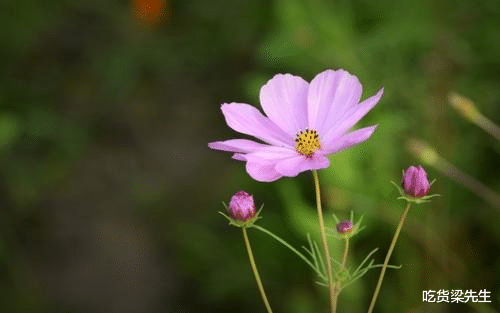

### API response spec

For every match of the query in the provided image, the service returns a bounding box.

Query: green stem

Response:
[242,227,273,313]
[341,238,350,268]
[367,202,411,313]
[312,170,335,313]
[332,237,349,312]
[251,224,327,280]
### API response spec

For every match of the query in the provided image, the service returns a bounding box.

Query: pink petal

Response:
[322,125,377,155]
[243,146,297,162]
[402,166,418,192]
[322,88,383,143]
[275,153,330,177]
[208,139,269,153]
[221,103,294,147]
[307,70,362,135]
[242,146,297,181]
[232,153,246,161]
[259,74,309,135]
[246,160,283,182]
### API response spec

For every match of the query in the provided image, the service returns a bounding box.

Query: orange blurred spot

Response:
[132,0,168,27]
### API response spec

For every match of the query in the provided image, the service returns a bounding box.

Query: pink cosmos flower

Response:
[208,69,383,182]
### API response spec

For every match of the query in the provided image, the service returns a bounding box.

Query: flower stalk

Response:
[332,237,350,312]
[367,202,411,313]
[448,92,500,142]
[312,170,335,313]
[242,227,273,313]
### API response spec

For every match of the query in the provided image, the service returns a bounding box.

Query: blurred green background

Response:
[1,0,500,312]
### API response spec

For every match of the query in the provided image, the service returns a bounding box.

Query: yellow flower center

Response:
[295,129,321,157]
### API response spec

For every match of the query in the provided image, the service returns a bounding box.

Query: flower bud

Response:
[228,191,256,221]
[401,165,430,197]
[336,220,353,234]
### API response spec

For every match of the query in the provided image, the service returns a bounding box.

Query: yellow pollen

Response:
[294,128,321,157]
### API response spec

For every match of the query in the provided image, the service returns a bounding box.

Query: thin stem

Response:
[367,202,411,313]
[312,170,335,313]
[242,227,273,313]
[448,92,500,141]
[341,238,350,268]
[407,138,500,210]
[332,237,350,312]
[251,224,326,280]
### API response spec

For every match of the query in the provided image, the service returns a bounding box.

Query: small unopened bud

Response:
[336,220,353,234]
[402,165,430,197]
[228,191,256,221]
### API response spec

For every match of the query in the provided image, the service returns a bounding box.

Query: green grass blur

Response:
[1,0,500,312]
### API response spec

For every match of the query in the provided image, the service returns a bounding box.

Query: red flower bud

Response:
[228,191,256,221]
[336,220,353,234]
[401,166,430,197]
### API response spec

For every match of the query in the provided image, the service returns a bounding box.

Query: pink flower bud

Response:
[228,191,256,221]
[336,220,353,234]
[401,166,430,197]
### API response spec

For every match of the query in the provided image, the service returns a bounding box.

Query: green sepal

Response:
[317,248,402,291]
[391,180,440,204]
[328,211,365,239]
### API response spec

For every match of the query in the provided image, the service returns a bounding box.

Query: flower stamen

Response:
[295,128,321,157]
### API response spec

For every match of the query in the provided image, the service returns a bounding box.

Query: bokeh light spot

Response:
[132,0,168,27]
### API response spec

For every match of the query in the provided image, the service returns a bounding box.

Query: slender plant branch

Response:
[332,237,350,312]
[367,202,411,313]
[341,238,350,268]
[352,248,379,277]
[251,224,327,280]
[312,170,335,313]
[242,227,273,313]
[407,138,500,210]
